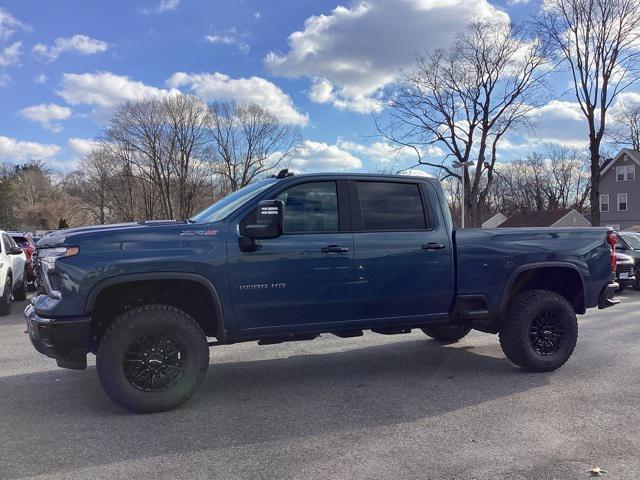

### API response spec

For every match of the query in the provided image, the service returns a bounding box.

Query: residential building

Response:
[599,149,640,230]
[497,209,590,228]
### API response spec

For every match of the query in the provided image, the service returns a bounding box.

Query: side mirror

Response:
[242,200,284,240]
[9,246,23,255]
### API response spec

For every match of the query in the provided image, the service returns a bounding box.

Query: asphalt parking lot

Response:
[1,293,639,480]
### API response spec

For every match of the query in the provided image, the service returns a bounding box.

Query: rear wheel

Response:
[96,304,209,413]
[0,275,11,316]
[421,324,471,342]
[499,289,578,372]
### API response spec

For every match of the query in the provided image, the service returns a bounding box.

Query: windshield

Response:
[621,233,640,250]
[189,179,278,223]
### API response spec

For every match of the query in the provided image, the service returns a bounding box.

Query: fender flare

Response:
[498,261,587,313]
[85,272,227,340]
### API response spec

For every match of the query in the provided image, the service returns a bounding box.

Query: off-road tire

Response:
[96,304,209,413]
[12,276,27,301]
[421,324,471,342]
[0,274,11,316]
[499,289,578,372]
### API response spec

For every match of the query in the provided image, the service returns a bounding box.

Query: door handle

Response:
[321,245,350,253]
[422,242,445,250]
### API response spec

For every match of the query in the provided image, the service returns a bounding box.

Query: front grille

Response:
[617,263,633,274]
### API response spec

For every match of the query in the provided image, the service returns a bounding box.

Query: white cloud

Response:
[401,167,434,177]
[167,71,308,125]
[34,73,48,84]
[0,136,60,161]
[58,72,179,112]
[0,41,21,67]
[204,28,249,54]
[33,35,108,62]
[0,72,10,87]
[266,0,508,113]
[525,100,589,148]
[0,7,26,41]
[142,0,180,14]
[68,138,100,157]
[19,103,72,132]
[507,0,530,4]
[254,12,262,20]
[337,139,422,163]
[288,140,363,172]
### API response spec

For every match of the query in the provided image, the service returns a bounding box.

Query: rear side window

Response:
[276,181,339,233]
[356,181,428,231]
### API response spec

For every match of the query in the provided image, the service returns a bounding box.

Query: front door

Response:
[228,180,354,332]
[350,180,454,321]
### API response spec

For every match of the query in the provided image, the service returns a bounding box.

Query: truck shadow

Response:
[0,337,551,478]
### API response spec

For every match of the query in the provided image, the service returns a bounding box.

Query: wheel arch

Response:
[499,262,587,315]
[86,272,226,342]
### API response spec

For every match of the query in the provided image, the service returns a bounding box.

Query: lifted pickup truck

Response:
[26,172,619,413]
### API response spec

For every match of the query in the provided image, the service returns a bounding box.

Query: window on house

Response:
[616,165,636,181]
[618,193,628,212]
[600,194,609,212]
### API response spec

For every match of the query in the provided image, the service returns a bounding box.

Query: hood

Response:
[36,220,203,248]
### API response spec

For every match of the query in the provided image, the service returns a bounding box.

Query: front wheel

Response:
[499,289,578,372]
[13,276,27,301]
[96,304,209,413]
[0,275,11,316]
[421,324,471,342]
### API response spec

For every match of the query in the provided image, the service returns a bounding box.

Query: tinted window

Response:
[1,234,11,253]
[276,182,339,233]
[11,236,29,247]
[357,181,427,231]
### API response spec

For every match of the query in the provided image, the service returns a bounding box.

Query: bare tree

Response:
[610,98,640,150]
[379,21,550,226]
[105,95,216,220]
[488,148,590,216]
[208,102,301,192]
[538,0,640,226]
[75,146,113,224]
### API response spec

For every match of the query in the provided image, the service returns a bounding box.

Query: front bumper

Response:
[598,281,620,309]
[24,304,90,370]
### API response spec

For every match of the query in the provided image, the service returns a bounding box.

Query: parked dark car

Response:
[617,232,640,289]
[26,172,619,413]
[615,253,635,292]
[8,232,36,284]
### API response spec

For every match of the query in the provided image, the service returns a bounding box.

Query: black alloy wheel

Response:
[123,334,186,392]
[528,311,565,356]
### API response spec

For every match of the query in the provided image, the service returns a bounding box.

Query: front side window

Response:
[275,182,339,233]
[600,194,609,212]
[356,181,428,231]
[618,193,628,211]
[1,234,11,253]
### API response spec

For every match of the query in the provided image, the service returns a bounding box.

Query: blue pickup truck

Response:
[25,172,619,413]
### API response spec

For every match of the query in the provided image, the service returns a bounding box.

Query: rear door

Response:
[349,179,454,321]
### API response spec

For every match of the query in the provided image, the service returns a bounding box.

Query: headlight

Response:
[39,246,79,271]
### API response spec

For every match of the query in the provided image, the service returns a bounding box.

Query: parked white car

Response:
[0,230,27,315]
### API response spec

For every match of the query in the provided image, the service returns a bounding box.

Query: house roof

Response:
[600,149,640,175]
[497,209,577,228]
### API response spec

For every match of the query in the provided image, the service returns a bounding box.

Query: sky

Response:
[0,0,638,175]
